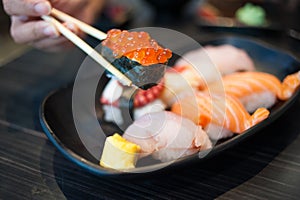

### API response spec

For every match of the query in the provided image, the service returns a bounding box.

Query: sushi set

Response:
[40,35,300,176]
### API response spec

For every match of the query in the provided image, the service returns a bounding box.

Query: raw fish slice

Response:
[171,65,206,90]
[279,71,300,99]
[123,111,212,161]
[152,149,199,162]
[203,45,255,75]
[221,71,300,100]
[175,45,255,83]
[171,92,270,135]
[208,71,300,112]
[159,67,201,107]
[133,99,166,120]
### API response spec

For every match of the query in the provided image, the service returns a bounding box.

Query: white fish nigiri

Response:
[133,99,166,120]
[123,111,212,162]
[175,45,255,83]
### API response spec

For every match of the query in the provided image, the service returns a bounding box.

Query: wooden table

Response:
[1,30,300,199]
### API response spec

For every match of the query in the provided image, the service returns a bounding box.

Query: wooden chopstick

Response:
[51,8,107,40]
[41,15,133,87]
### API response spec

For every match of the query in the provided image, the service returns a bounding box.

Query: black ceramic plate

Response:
[40,37,300,176]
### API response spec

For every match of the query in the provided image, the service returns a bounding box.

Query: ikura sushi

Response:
[123,111,212,162]
[171,92,270,140]
[101,29,172,89]
[208,71,300,112]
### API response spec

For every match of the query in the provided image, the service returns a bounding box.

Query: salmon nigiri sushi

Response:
[171,92,270,140]
[208,71,300,112]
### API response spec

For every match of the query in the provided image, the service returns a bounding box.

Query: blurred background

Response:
[1,0,300,65]
[0,1,29,66]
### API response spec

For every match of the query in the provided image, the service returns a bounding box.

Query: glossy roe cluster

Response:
[102,29,172,66]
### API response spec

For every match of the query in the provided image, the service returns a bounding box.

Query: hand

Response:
[3,0,105,52]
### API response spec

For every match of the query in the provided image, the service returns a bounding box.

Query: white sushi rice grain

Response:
[240,91,276,113]
[205,123,234,140]
[102,105,124,126]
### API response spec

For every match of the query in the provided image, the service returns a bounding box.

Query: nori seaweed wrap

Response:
[101,29,172,90]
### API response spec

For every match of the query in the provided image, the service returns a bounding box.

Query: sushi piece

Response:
[100,133,141,170]
[101,78,166,124]
[170,65,206,90]
[175,45,255,83]
[208,71,300,112]
[100,78,130,126]
[133,79,164,107]
[159,66,203,107]
[133,99,166,120]
[123,111,212,162]
[101,29,172,89]
[102,105,124,126]
[132,79,166,119]
[100,78,124,105]
[171,92,270,140]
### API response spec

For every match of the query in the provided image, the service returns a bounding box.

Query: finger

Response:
[17,17,83,36]
[10,16,60,44]
[31,37,74,52]
[3,0,52,16]
[63,22,85,38]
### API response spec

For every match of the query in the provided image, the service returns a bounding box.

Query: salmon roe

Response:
[102,29,172,66]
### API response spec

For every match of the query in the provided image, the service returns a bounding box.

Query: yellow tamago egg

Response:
[100,133,141,170]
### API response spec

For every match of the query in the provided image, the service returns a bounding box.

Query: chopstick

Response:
[41,15,134,87]
[51,8,107,40]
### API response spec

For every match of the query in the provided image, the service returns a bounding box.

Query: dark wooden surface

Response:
[1,27,300,199]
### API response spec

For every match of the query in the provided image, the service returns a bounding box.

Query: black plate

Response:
[40,37,300,176]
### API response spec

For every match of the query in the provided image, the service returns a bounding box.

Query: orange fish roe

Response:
[102,29,172,66]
